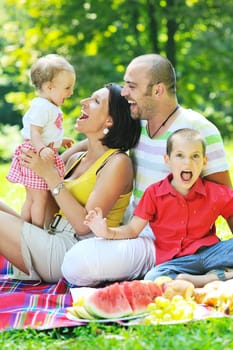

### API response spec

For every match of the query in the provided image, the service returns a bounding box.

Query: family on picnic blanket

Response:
[1,53,233,291]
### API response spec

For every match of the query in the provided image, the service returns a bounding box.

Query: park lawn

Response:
[0,143,233,349]
[0,318,233,350]
[0,164,25,214]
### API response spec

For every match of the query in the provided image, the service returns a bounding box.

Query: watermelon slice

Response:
[67,280,162,320]
[67,287,97,320]
[84,282,133,319]
[67,305,94,320]
[121,280,162,315]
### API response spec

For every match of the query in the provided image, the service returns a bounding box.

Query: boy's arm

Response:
[84,207,148,239]
[61,138,88,163]
[205,171,233,230]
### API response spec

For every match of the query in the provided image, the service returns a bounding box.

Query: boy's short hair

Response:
[166,128,206,156]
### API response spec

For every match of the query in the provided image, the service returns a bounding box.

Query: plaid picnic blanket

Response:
[1,255,227,331]
[0,255,84,331]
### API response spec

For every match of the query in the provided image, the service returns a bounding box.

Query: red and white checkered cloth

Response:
[7,141,64,190]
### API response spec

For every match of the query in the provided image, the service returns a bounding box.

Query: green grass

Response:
[1,318,233,349]
[0,144,233,348]
[0,164,25,214]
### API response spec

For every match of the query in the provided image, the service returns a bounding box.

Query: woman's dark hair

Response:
[100,83,141,151]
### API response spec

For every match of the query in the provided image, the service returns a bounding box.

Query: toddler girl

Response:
[7,54,76,228]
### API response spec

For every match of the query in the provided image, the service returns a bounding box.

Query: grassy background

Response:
[0,143,232,348]
[0,164,25,214]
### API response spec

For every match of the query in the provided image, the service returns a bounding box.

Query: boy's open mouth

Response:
[181,171,192,181]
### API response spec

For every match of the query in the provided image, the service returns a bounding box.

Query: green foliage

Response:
[1,0,233,139]
[0,124,22,162]
[0,163,25,213]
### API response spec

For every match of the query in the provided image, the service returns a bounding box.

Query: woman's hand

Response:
[20,147,92,235]
[20,147,55,179]
[84,207,110,238]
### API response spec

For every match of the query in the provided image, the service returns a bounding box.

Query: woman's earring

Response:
[103,128,109,135]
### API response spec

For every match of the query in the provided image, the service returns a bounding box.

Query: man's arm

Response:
[205,170,233,232]
[204,170,232,188]
[226,215,233,234]
[61,138,88,163]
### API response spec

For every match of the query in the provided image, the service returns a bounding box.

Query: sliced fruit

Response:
[84,282,132,319]
[121,280,162,315]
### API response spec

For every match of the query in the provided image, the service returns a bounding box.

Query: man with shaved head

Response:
[121,54,231,215]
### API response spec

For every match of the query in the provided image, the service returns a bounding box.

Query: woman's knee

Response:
[62,246,87,285]
[61,240,102,286]
[61,249,77,284]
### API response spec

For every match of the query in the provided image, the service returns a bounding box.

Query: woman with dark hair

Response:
[0,83,141,283]
[101,83,141,151]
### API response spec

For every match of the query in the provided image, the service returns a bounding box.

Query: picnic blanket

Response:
[0,255,84,331]
[0,255,230,331]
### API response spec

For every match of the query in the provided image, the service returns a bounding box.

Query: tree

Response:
[1,0,233,140]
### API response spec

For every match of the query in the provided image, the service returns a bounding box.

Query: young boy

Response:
[84,128,233,287]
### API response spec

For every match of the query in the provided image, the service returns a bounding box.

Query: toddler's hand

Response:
[62,137,75,149]
[39,147,54,161]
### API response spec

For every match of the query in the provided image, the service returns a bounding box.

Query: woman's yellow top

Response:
[60,148,132,226]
